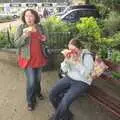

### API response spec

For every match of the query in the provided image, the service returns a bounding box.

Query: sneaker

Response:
[37,93,44,100]
[63,111,74,120]
[27,104,34,111]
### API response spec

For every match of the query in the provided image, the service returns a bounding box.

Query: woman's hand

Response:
[61,49,71,58]
[23,30,31,37]
[41,34,47,42]
[23,27,32,37]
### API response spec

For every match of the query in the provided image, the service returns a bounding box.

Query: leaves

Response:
[76,17,101,41]
[0,26,17,48]
[111,50,120,63]
[101,32,120,49]
[103,11,120,36]
[42,16,70,32]
[75,17,101,50]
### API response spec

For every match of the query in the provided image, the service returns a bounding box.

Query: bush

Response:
[102,11,120,36]
[98,45,108,59]
[42,16,70,32]
[0,26,17,48]
[111,50,120,63]
[112,32,120,50]
[112,71,120,79]
[99,32,120,60]
[0,31,7,48]
[90,0,120,8]
[7,26,17,48]
[95,3,111,19]
[101,32,120,50]
[75,17,101,50]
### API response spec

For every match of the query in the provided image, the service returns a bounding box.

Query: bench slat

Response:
[100,74,120,85]
[104,60,120,72]
[88,85,120,118]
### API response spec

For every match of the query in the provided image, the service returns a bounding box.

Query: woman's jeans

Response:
[24,67,42,105]
[49,76,89,120]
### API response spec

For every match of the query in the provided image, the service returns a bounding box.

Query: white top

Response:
[61,49,94,85]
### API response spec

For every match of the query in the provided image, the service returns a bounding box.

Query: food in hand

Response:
[23,27,33,32]
[61,49,80,63]
[61,49,78,57]
[61,49,71,57]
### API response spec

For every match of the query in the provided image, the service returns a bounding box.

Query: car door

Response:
[78,9,99,18]
[62,10,79,22]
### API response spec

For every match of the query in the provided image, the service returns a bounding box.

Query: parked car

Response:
[55,4,98,16]
[60,8,99,22]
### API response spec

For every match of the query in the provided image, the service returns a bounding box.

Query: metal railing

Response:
[0,29,73,50]
[45,31,72,49]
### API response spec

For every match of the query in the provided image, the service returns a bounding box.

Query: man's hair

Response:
[69,39,83,49]
[21,9,40,24]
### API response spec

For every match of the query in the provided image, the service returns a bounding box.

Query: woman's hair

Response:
[69,39,83,49]
[21,9,40,24]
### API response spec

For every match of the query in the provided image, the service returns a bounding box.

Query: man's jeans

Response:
[24,67,41,105]
[49,76,89,120]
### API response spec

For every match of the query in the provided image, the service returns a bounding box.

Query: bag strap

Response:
[82,51,96,64]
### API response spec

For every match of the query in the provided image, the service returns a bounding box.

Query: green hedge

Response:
[0,16,119,64]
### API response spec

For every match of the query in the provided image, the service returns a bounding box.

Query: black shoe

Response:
[63,111,74,120]
[68,112,74,120]
[32,98,37,105]
[37,93,44,100]
[27,104,34,111]
[48,112,73,120]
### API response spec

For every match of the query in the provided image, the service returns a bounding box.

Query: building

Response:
[0,0,70,16]
[0,0,70,3]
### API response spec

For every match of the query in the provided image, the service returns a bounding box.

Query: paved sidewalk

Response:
[0,57,118,120]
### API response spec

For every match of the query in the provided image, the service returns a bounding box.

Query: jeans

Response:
[49,76,89,120]
[24,67,42,105]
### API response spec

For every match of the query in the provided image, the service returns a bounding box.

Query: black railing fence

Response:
[0,27,73,50]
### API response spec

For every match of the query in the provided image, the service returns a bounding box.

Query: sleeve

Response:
[80,54,94,77]
[14,25,29,48]
[38,24,45,34]
[38,24,47,42]
[60,60,70,73]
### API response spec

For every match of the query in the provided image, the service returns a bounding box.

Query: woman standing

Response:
[14,9,47,111]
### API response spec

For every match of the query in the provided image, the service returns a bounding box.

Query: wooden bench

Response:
[88,60,120,119]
